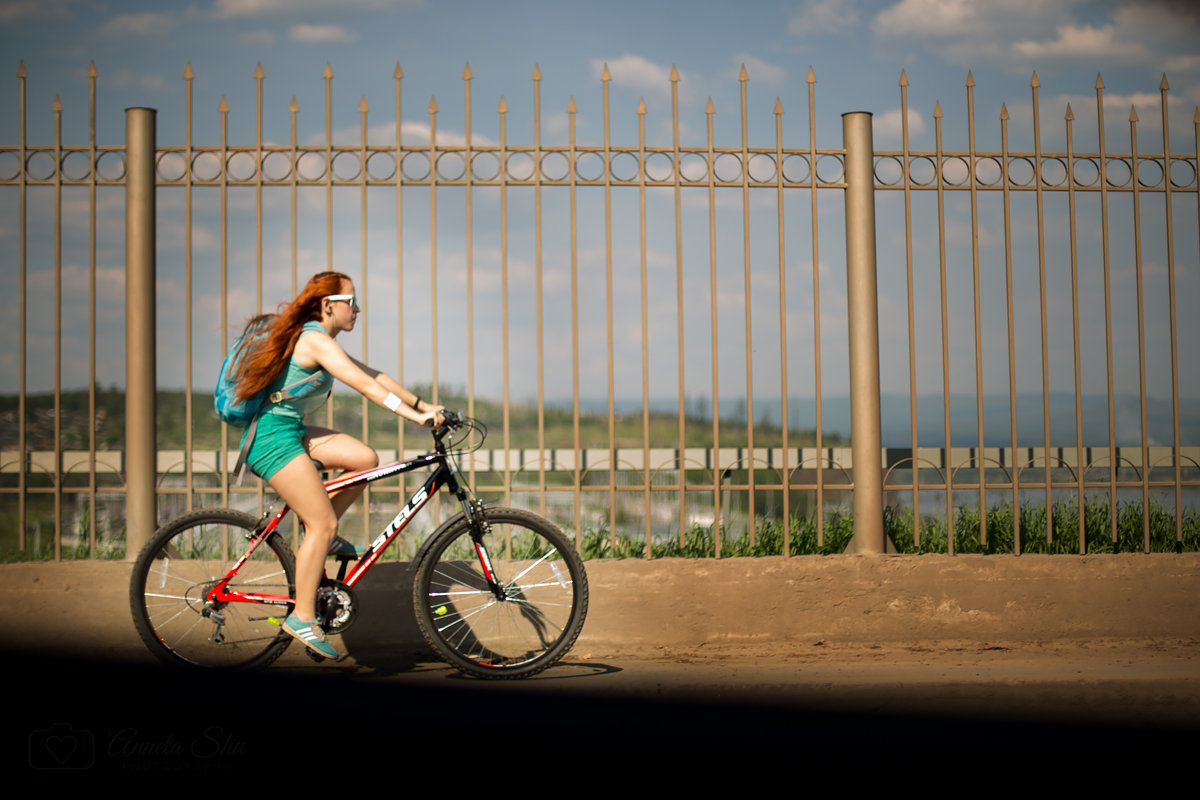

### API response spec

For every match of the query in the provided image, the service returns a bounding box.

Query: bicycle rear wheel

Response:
[130,509,295,670]
[413,507,588,679]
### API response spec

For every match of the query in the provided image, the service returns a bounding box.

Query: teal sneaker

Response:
[282,615,339,659]
[328,536,367,557]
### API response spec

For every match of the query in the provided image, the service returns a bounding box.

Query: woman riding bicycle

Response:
[231,270,443,658]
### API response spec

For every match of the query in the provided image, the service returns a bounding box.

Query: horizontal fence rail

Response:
[2,62,1198,559]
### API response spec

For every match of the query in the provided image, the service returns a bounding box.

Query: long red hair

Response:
[232,271,349,401]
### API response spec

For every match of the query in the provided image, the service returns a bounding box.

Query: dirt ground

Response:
[5,555,1198,771]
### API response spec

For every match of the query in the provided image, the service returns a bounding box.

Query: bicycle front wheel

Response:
[130,509,295,670]
[413,507,588,679]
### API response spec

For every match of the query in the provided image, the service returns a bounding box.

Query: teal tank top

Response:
[260,321,333,420]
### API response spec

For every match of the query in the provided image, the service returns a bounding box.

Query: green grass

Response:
[579,496,1200,558]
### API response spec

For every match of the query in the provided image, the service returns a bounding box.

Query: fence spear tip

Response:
[705,96,715,114]
[567,96,577,114]
[899,69,908,87]
[359,95,369,113]
[497,96,507,114]
[1095,73,1105,89]
[933,100,943,118]
[463,63,472,81]
[184,63,193,80]
[774,97,784,115]
[428,96,437,114]
[738,64,748,81]
[532,64,542,81]
[393,63,403,80]
[965,70,975,87]
[1030,70,1040,88]
[1160,73,1169,91]
[1129,105,1139,122]
[1000,102,1009,120]
[636,97,646,115]
[601,63,611,82]
[670,65,679,82]
[1065,103,1074,121]
[254,62,264,80]
[289,95,298,114]
[17,61,26,78]
[88,61,98,79]
[323,62,333,80]
[806,66,815,84]
[53,95,62,113]
[219,95,229,113]
[1193,106,1200,124]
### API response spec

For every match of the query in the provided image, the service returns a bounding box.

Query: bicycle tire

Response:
[130,509,296,670]
[413,507,588,679]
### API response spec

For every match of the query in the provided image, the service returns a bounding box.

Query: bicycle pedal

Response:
[304,648,327,663]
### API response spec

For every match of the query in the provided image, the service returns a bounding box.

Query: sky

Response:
[2,0,1199,445]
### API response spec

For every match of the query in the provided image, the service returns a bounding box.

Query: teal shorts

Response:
[242,413,308,482]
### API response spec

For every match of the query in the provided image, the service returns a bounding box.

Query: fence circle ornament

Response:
[814,154,844,184]
[1040,157,1068,188]
[1006,157,1034,186]
[26,151,56,180]
[262,151,293,181]
[1104,157,1131,187]
[747,153,777,183]
[471,151,501,181]
[1170,157,1197,188]
[644,151,674,182]
[974,156,1002,186]
[679,152,708,182]
[873,155,903,185]
[227,151,257,181]
[941,156,969,186]
[155,152,186,182]
[399,151,430,181]
[1071,157,1099,187]
[435,151,466,181]
[908,156,935,185]
[191,151,222,181]
[331,152,362,181]
[505,151,536,181]
[365,151,395,181]
[295,151,327,181]
[540,151,571,181]
[1136,158,1163,189]
[95,151,127,181]
[0,151,20,181]
[713,152,742,182]
[62,150,93,181]
[781,153,810,184]
[574,151,605,182]
[609,151,639,182]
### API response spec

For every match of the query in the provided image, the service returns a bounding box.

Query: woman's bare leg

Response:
[304,426,379,520]
[267,454,338,621]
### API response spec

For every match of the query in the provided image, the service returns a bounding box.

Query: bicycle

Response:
[129,413,588,679]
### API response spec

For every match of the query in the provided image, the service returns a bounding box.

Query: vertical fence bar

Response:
[935,101,954,554]
[393,65,406,513]
[602,67,616,545]
[359,93,371,544]
[900,71,920,547]
[499,97,512,507]
[1000,105,1020,549]
[53,95,62,559]
[739,66,756,547]
[966,74,987,549]
[1160,76,1182,551]
[1032,74,1052,548]
[637,98,651,557]
[568,96,581,547]
[807,69,824,546]
[1096,75,1118,547]
[1065,105,1086,553]
[842,110,885,553]
[464,66,477,493]
[533,67,547,517]
[672,68,686,548]
[774,96,790,555]
[705,96,721,556]
[17,62,27,551]
[184,65,194,514]
[1130,107,1151,553]
[87,63,98,548]
[124,107,157,558]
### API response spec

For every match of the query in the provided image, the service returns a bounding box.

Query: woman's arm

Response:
[299,333,443,426]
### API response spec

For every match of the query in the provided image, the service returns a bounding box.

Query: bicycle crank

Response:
[316,579,359,634]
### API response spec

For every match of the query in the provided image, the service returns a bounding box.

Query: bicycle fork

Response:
[463,497,507,602]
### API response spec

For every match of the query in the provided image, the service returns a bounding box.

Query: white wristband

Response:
[383,392,402,412]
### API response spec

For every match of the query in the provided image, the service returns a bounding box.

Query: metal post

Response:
[842,111,887,554]
[125,107,157,558]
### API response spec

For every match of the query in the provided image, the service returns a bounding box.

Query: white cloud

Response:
[289,24,356,44]
[0,0,69,24]
[788,0,860,34]
[874,106,928,141]
[734,55,786,87]
[591,55,680,98]
[1014,24,1147,61]
[99,11,177,37]
[214,0,425,18]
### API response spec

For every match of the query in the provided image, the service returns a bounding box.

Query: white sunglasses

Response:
[325,294,360,311]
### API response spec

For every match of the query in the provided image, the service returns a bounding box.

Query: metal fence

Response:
[2,62,1198,559]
